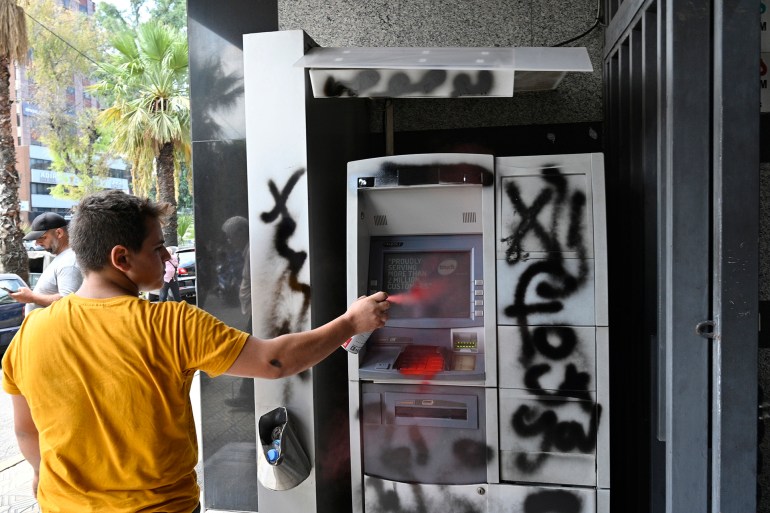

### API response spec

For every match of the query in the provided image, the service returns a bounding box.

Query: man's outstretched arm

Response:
[225,291,389,379]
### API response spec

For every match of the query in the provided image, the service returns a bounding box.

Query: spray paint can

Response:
[342,331,373,354]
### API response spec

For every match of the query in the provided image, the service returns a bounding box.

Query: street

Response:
[0,386,18,462]
[0,384,38,512]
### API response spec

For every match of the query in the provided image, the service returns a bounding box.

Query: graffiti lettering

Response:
[501,167,598,475]
[523,489,583,513]
[365,477,484,513]
[321,69,495,98]
[260,168,311,335]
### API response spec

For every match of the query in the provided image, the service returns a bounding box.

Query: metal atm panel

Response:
[497,173,594,261]
[487,484,596,513]
[361,383,487,485]
[363,478,488,513]
[495,153,606,330]
[494,153,607,495]
[498,388,598,486]
[495,156,595,262]
[496,257,596,327]
[497,325,597,392]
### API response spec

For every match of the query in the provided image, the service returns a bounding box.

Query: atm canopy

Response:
[294,46,593,98]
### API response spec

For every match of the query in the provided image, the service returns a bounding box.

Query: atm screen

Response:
[368,234,483,329]
[382,250,472,319]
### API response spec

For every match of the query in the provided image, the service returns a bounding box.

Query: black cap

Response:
[24,212,68,241]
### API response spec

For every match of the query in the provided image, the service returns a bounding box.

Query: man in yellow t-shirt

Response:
[1,190,390,513]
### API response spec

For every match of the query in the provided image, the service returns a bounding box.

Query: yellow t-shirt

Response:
[2,294,249,512]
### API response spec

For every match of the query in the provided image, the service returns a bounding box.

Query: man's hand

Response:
[344,291,390,335]
[10,288,62,309]
[9,287,34,304]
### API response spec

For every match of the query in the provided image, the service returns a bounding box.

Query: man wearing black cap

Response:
[13,212,83,314]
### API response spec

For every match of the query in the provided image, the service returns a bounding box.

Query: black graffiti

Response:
[523,364,593,407]
[452,70,494,97]
[379,161,494,186]
[513,404,600,451]
[529,326,577,360]
[502,170,587,262]
[323,69,381,97]
[504,260,576,321]
[452,438,492,468]
[501,167,599,475]
[519,328,590,405]
[260,168,312,335]
[320,69,494,98]
[374,434,489,476]
[364,477,484,513]
[366,477,403,512]
[523,489,583,513]
[379,425,430,469]
[382,70,448,96]
[366,412,488,490]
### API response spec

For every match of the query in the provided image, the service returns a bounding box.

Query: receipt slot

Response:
[257,407,311,491]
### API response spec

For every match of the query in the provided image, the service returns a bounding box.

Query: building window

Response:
[31,183,54,195]
[30,158,52,171]
[109,167,129,179]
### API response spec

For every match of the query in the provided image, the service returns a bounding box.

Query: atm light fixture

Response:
[294,46,593,99]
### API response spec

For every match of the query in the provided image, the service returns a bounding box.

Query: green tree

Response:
[0,0,29,282]
[149,0,186,31]
[94,3,129,45]
[176,212,193,245]
[24,0,115,202]
[91,21,190,246]
[96,0,186,33]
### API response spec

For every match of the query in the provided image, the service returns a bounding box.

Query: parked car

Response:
[175,246,196,304]
[0,273,28,360]
[147,246,196,304]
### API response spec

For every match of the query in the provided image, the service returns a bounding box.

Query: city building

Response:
[11,0,130,224]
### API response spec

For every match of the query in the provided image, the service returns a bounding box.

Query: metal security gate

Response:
[603,1,758,512]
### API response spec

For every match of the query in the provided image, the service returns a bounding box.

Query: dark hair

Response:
[70,190,170,272]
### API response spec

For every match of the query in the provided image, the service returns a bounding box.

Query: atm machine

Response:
[347,153,497,512]
[347,152,609,513]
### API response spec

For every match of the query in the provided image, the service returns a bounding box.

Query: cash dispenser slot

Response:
[385,392,478,429]
[395,400,469,421]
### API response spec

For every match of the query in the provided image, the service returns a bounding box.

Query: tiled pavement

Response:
[0,456,38,513]
[0,382,38,513]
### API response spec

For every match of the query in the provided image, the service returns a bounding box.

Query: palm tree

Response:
[0,0,29,282]
[91,21,190,246]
